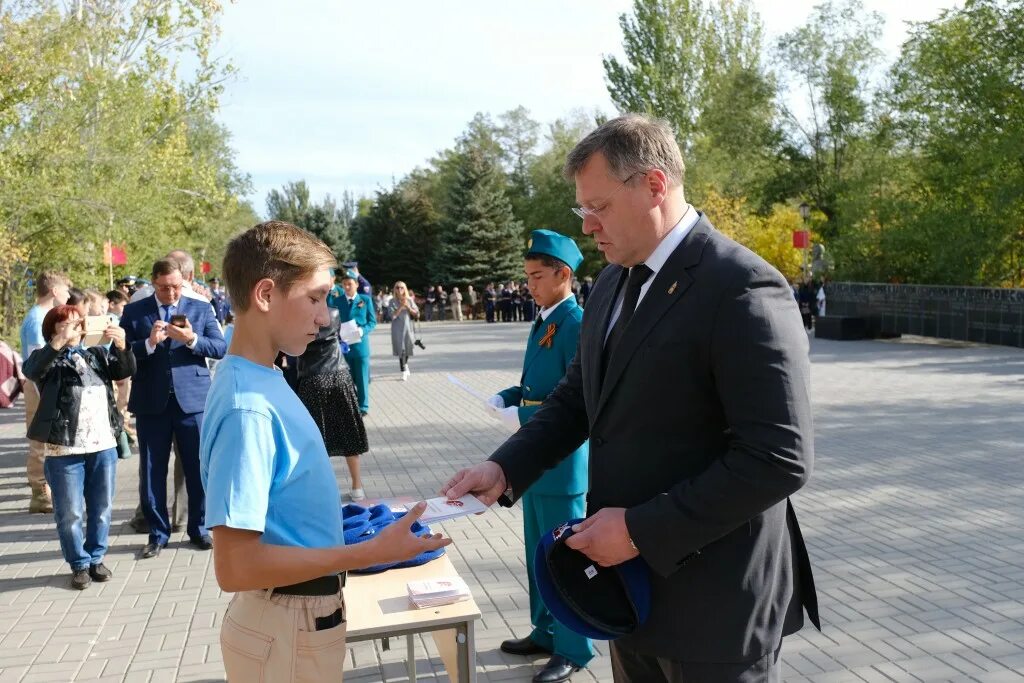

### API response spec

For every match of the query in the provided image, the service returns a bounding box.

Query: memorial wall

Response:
[826,283,1024,348]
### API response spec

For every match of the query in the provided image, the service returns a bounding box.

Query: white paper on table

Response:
[338,319,362,344]
[418,494,490,524]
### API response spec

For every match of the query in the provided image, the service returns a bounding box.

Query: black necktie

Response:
[533,316,545,336]
[603,264,653,373]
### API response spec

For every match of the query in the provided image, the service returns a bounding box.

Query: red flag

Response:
[201,261,211,274]
[104,241,128,266]
[792,230,809,249]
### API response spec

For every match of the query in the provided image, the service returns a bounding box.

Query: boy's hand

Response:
[370,502,451,564]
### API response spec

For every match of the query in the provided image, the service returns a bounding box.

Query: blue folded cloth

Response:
[367,504,395,528]
[348,509,446,574]
[342,504,375,544]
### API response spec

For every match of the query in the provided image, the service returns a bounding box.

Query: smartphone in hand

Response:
[170,314,188,328]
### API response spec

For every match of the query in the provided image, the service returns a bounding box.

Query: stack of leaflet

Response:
[407,577,472,609]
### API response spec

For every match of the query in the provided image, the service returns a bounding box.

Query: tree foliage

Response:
[266,180,354,263]
[0,0,251,341]
[430,147,524,288]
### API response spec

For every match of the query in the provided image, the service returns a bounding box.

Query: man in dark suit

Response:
[444,114,818,682]
[121,258,226,558]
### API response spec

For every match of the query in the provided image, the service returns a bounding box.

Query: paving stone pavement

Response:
[1,321,1022,682]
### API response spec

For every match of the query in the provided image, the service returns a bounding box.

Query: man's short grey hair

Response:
[563,114,685,187]
[167,249,195,279]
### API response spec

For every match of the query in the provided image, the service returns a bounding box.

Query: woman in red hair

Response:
[22,305,135,590]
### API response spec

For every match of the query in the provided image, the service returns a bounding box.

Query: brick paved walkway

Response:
[1,322,1022,682]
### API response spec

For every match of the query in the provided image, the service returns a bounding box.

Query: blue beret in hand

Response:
[534,518,652,640]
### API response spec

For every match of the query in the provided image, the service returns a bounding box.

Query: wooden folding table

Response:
[346,555,481,682]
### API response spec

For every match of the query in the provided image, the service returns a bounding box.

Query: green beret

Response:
[526,229,584,272]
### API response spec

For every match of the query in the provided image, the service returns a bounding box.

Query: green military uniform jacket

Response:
[330,288,376,359]
[499,296,588,496]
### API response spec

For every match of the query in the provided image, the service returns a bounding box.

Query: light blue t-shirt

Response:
[200,355,344,548]
[20,305,47,357]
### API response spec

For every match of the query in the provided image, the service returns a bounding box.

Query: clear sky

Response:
[213,0,957,213]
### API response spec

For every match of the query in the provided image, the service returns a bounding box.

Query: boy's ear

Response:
[252,278,275,312]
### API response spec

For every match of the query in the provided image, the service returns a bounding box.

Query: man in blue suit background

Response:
[331,269,376,415]
[120,258,226,558]
[487,230,593,683]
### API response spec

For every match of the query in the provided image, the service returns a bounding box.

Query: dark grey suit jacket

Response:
[490,215,820,662]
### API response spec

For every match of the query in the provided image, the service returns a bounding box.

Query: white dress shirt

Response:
[606,205,700,338]
[539,293,576,322]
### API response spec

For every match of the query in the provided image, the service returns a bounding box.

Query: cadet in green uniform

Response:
[331,270,376,415]
[487,230,593,683]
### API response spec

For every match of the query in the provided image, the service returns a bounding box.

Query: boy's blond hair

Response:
[223,221,337,312]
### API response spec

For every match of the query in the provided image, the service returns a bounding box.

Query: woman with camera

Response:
[387,281,420,381]
[22,305,136,590]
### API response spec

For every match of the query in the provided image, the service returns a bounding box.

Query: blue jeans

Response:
[44,447,118,571]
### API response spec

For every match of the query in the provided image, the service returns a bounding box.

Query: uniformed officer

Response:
[486,230,593,683]
[331,270,376,415]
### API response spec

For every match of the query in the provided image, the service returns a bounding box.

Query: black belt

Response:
[274,572,346,596]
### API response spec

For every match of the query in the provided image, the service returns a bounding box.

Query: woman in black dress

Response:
[294,307,369,500]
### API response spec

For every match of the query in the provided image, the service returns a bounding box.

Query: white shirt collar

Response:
[641,204,699,277]
[539,293,575,321]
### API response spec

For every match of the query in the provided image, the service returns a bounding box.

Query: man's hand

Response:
[164,318,195,344]
[370,502,451,565]
[565,508,639,567]
[102,325,126,351]
[149,321,169,347]
[492,406,520,432]
[441,461,507,507]
[485,394,504,412]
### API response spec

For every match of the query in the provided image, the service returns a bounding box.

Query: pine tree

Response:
[431,149,524,288]
[352,185,439,291]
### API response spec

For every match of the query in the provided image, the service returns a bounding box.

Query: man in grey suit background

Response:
[444,113,819,682]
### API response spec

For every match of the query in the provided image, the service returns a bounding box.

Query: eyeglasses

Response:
[155,284,182,293]
[571,171,646,220]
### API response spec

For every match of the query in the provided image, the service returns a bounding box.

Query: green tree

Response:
[266,180,353,262]
[521,112,605,277]
[878,0,1024,286]
[430,149,523,287]
[603,0,784,210]
[604,0,706,153]
[496,106,541,222]
[0,0,247,339]
[351,184,439,291]
[775,0,884,234]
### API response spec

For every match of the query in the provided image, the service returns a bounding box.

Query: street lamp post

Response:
[798,202,811,281]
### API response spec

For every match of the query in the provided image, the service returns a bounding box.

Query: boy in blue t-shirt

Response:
[201,221,450,682]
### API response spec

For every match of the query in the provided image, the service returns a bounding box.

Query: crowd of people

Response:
[9,252,392,586]
[373,276,595,325]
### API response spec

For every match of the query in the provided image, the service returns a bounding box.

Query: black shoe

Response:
[533,655,582,683]
[140,541,166,559]
[71,569,92,590]
[189,534,213,550]
[500,636,552,657]
[89,563,113,582]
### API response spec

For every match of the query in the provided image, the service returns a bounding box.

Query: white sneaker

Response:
[401,368,410,381]
[350,488,365,501]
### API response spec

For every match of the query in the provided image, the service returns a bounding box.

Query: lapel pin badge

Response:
[667,281,678,294]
